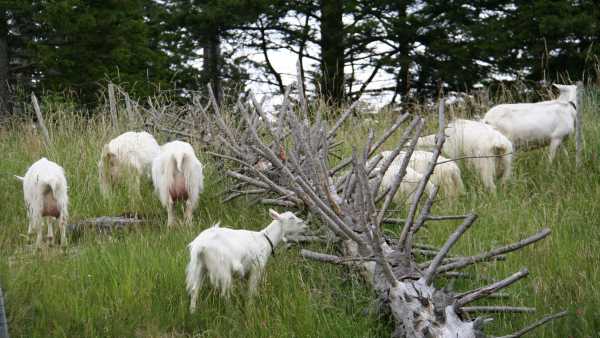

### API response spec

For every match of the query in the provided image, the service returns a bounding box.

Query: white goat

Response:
[418,119,513,191]
[98,131,160,196]
[380,150,465,198]
[186,209,307,313]
[151,140,204,227]
[483,84,577,161]
[372,157,436,203]
[16,158,69,248]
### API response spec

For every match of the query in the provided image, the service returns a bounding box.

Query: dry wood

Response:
[258,198,297,207]
[198,73,564,337]
[399,102,446,250]
[496,311,567,338]
[31,92,51,148]
[108,82,118,128]
[408,185,438,239]
[327,100,359,139]
[330,113,410,175]
[461,306,535,313]
[354,150,397,286]
[66,216,148,236]
[423,213,477,285]
[296,59,308,115]
[301,249,343,264]
[375,118,424,227]
[124,93,136,127]
[436,228,551,273]
[455,268,528,308]
[287,235,331,244]
[383,214,470,224]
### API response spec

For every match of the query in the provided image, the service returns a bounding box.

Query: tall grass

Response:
[0,87,598,337]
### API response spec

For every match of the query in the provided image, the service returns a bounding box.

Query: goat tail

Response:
[186,244,204,295]
[174,152,185,173]
[494,141,513,183]
[48,176,69,221]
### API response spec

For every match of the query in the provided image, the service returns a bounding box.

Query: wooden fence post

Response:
[31,92,51,149]
[108,82,118,129]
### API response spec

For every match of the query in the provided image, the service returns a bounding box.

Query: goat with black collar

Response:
[483,83,579,162]
[185,209,307,314]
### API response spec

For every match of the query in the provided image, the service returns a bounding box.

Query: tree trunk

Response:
[319,0,344,105]
[0,9,9,117]
[395,1,411,105]
[203,28,222,106]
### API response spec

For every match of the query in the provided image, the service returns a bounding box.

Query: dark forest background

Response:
[1,0,598,113]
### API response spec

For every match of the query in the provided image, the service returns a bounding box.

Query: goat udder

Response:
[42,192,60,218]
[169,173,189,201]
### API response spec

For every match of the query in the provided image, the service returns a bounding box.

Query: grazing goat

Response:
[380,150,465,198]
[151,140,203,227]
[186,209,307,313]
[16,158,69,248]
[483,84,577,161]
[372,157,436,203]
[418,119,513,191]
[98,131,160,196]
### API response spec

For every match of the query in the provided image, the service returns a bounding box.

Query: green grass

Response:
[1,89,599,337]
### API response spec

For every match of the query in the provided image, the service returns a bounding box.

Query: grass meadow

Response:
[0,87,599,337]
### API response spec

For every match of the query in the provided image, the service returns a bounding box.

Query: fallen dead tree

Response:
[66,216,150,238]
[200,82,566,336]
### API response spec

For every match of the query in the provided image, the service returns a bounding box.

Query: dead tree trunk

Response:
[200,70,565,337]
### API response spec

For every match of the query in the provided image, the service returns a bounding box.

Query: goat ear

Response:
[269,208,281,220]
[552,84,560,89]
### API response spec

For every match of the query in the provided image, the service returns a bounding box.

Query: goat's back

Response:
[106,131,160,173]
[483,101,575,148]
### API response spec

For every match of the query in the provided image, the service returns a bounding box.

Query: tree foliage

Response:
[0,0,597,110]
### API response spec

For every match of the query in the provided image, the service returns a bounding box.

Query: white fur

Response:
[186,209,307,313]
[98,131,160,196]
[380,150,464,198]
[18,158,69,248]
[373,156,436,203]
[417,119,513,191]
[483,84,577,161]
[151,140,204,227]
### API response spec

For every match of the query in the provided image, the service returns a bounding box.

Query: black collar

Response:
[263,233,276,256]
[569,101,577,110]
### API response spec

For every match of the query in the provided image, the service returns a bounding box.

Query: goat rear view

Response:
[417,119,513,191]
[186,209,307,313]
[152,140,204,227]
[17,158,69,248]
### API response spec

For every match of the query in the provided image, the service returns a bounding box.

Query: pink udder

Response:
[169,174,189,201]
[42,192,60,218]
